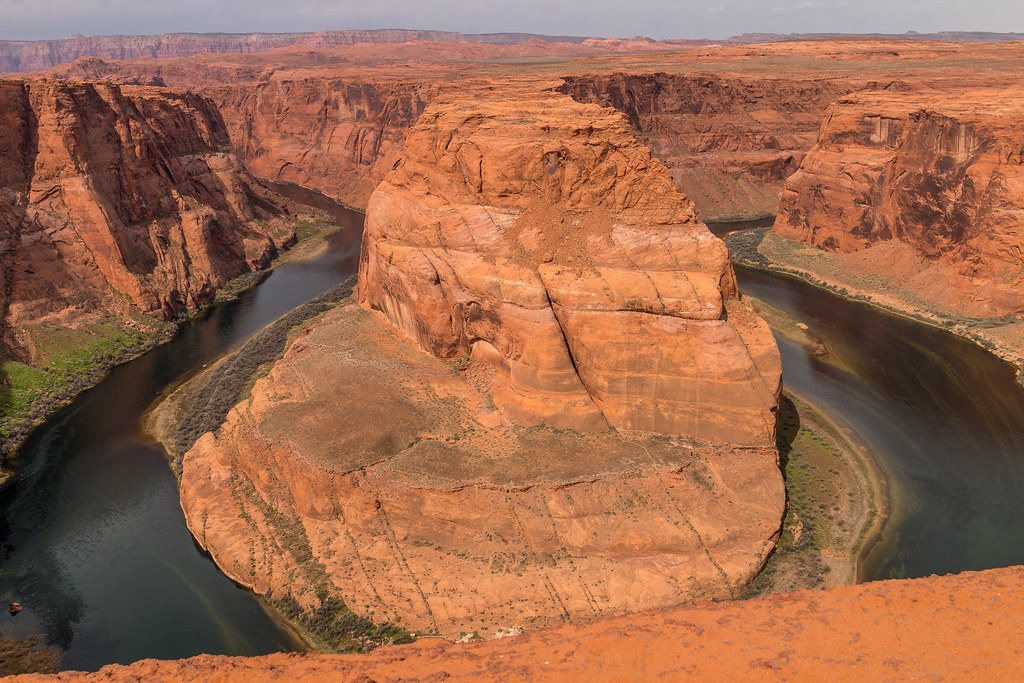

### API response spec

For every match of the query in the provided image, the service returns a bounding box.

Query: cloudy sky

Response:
[0,0,1021,42]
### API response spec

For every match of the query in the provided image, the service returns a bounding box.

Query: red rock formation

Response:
[358,87,781,446]
[180,301,784,637]
[176,86,784,640]
[774,87,1024,317]
[0,78,293,354]
[22,565,1024,681]
[557,73,852,221]
[204,78,432,209]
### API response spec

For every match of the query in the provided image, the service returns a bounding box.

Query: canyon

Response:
[2,32,1024,677]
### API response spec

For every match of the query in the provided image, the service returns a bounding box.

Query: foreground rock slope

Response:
[21,565,1024,681]
[178,87,785,640]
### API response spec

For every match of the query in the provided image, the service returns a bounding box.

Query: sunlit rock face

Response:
[359,87,781,447]
[775,88,1024,317]
[0,77,293,352]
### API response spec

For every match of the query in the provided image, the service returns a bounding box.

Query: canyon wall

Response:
[0,78,293,356]
[204,79,432,209]
[43,57,852,220]
[556,73,851,220]
[774,88,1024,317]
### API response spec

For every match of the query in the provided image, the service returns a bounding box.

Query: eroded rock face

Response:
[0,78,292,352]
[358,89,781,447]
[557,73,851,221]
[774,88,1024,317]
[205,79,431,209]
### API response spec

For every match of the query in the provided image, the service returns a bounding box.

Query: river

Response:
[709,220,1024,581]
[0,185,363,671]
[2,209,1022,671]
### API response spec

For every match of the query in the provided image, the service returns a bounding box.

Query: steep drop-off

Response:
[0,77,296,454]
[205,78,432,209]
[22,565,1024,680]
[773,87,1024,321]
[0,78,293,342]
[177,87,785,640]
[556,73,851,221]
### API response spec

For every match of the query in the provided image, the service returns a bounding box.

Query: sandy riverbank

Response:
[727,228,1024,378]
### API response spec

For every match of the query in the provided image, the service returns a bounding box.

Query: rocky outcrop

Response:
[557,73,851,221]
[0,78,292,354]
[23,565,1024,681]
[180,302,784,638]
[177,87,784,640]
[359,88,781,446]
[774,88,1024,317]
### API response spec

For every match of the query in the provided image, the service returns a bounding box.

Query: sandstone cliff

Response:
[556,73,851,221]
[204,78,431,209]
[21,565,1024,680]
[774,87,1024,318]
[359,88,781,445]
[0,78,293,356]
[177,88,784,640]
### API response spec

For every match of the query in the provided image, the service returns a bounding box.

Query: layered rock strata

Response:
[181,302,784,637]
[358,89,782,446]
[0,78,293,354]
[204,79,432,209]
[180,89,784,638]
[557,73,851,221]
[774,88,1024,318]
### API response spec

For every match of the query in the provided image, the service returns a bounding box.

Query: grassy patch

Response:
[271,595,413,653]
[744,391,880,597]
[0,637,60,676]
[0,316,173,455]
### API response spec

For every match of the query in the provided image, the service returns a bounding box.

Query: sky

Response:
[0,0,1022,42]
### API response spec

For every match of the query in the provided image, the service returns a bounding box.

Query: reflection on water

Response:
[733,264,1024,581]
[0,187,363,671]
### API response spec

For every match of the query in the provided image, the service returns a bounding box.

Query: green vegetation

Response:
[0,637,60,676]
[744,391,881,597]
[0,316,174,456]
[271,595,413,653]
